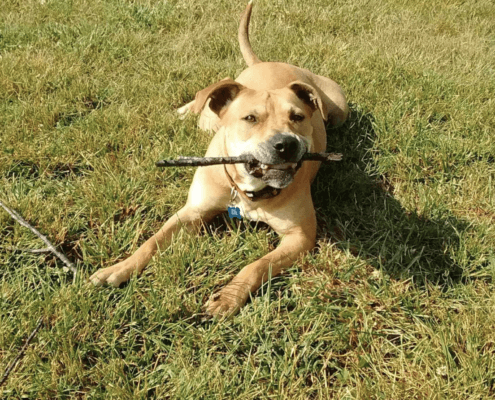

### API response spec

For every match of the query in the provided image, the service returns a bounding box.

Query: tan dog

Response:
[90,2,349,316]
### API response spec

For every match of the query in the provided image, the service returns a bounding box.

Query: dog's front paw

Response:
[205,285,249,317]
[89,261,134,287]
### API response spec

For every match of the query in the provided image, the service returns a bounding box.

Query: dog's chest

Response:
[228,194,266,222]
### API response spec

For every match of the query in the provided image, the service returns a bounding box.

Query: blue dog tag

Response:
[228,206,242,220]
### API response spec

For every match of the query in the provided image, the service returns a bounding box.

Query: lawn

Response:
[1,0,494,398]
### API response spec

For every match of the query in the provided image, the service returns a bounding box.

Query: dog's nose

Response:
[273,136,300,161]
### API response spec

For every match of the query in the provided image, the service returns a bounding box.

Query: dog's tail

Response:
[238,1,262,67]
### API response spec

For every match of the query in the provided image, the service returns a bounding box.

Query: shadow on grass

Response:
[312,103,470,285]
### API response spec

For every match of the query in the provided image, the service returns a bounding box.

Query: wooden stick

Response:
[0,317,43,388]
[0,201,77,388]
[156,152,342,167]
[0,200,77,275]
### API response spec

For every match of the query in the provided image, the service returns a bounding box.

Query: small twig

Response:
[0,201,76,389]
[302,152,343,162]
[156,152,342,167]
[0,200,77,275]
[1,246,52,254]
[0,317,43,388]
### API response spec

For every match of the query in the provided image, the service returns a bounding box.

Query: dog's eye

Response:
[290,113,305,122]
[243,115,257,123]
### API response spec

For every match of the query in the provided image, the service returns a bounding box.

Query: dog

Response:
[90,1,349,316]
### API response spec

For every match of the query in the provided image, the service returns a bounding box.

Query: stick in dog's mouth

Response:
[155,152,342,168]
[259,162,298,170]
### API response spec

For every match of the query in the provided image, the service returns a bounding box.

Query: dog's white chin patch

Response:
[236,168,267,192]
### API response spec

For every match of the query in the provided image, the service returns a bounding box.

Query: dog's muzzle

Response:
[244,133,306,189]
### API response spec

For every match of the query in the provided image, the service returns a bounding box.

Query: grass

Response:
[1,0,494,398]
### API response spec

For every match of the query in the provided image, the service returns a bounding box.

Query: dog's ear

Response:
[191,78,245,116]
[288,81,328,121]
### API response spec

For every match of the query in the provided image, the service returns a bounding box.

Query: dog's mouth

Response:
[247,161,300,175]
[245,160,303,189]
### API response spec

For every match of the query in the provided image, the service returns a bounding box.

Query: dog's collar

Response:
[223,164,281,202]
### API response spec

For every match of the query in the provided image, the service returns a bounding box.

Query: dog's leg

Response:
[90,161,229,287]
[206,213,316,317]
[89,206,213,287]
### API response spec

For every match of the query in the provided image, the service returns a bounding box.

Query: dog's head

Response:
[192,79,325,191]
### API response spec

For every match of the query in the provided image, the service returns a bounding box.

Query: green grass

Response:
[1,0,495,398]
